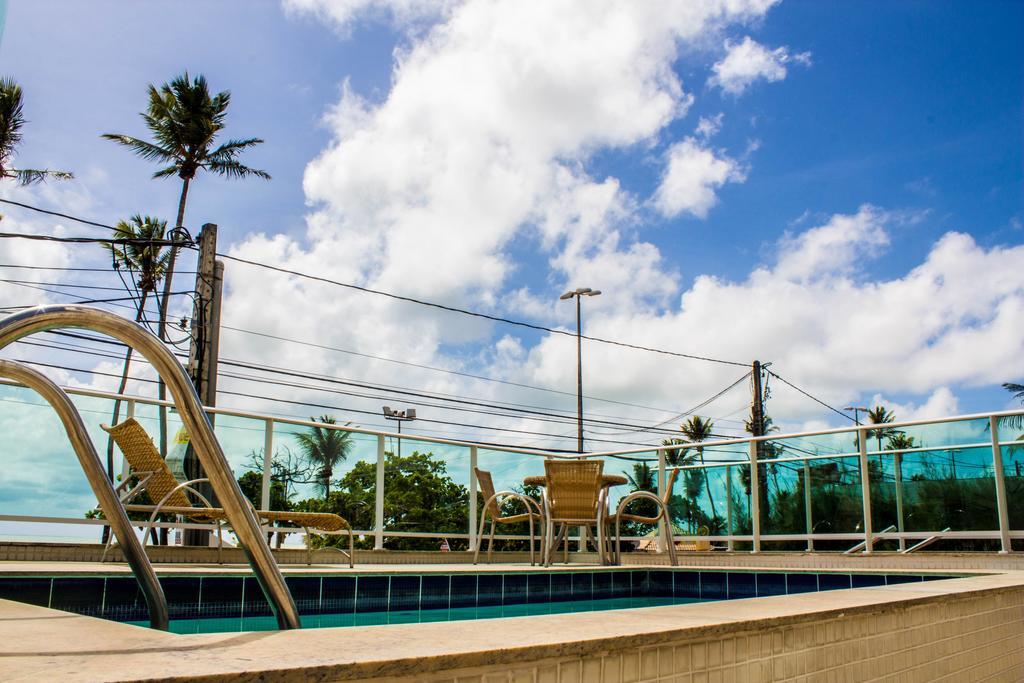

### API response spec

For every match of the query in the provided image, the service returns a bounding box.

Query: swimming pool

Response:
[0,569,958,634]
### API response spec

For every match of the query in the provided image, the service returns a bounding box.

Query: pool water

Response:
[0,569,957,634]
[128,595,702,634]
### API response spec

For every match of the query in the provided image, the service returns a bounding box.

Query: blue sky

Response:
[0,0,1022,454]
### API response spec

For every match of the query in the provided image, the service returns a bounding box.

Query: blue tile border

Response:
[0,569,960,624]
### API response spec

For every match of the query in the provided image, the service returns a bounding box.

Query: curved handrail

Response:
[0,305,300,629]
[0,359,169,630]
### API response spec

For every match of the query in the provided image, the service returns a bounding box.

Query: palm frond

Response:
[12,168,73,185]
[101,134,176,163]
[205,158,271,179]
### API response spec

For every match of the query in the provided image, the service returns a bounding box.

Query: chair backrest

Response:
[102,418,193,509]
[544,459,603,521]
[474,467,501,517]
[663,467,680,503]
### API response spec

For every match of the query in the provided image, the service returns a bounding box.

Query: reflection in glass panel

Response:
[898,447,997,539]
[762,459,807,549]
[802,455,863,550]
[865,417,990,455]
[1001,444,1024,536]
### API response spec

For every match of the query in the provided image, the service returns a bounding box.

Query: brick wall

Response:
[371,587,1024,683]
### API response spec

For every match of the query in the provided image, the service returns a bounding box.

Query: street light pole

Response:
[382,406,417,457]
[560,287,601,453]
[845,405,869,426]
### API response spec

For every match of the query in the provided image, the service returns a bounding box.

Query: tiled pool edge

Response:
[1,571,1023,682]
[0,568,964,625]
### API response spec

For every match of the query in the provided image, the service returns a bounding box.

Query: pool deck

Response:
[2,555,1024,682]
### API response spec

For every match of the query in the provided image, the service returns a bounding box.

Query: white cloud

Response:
[652,137,746,218]
[868,388,960,423]
[709,36,811,95]
[283,0,455,33]
[695,113,724,139]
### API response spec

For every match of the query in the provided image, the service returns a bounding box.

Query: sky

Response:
[0,0,1022,524]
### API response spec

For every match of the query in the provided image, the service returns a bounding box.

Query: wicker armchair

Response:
[100,418,354,566]
[612,467,679,565]
[472,468,543,565]
[542,459,605,567]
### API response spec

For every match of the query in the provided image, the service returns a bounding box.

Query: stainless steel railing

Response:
[0,305,301,630]
[0,359,169,630]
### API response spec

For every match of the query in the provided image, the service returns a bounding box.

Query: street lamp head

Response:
[574,287,592,294]
[844,406,869,412]
[586,290,602,297]
[382,406,393,416]
[559,291,574,300]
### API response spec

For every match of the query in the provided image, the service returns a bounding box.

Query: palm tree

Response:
[104,72,269,451]
[865,405,899,452]
[101,215,169,479]
[294,416,354,497]
[0,77,72,186]
[1001,383,1024,432]
[679,416,719,522]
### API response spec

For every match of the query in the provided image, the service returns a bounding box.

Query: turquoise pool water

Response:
[128,595,702,634]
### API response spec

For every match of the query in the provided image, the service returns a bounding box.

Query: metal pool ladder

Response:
[0,305,301,630]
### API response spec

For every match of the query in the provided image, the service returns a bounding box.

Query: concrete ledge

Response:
[0,565,1022,681]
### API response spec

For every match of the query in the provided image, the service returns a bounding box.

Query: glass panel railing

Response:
[864,417,990,455]
[267,420,378,549]
[381,436,470,549]
[761,458,808,548]
[897,446,998,539]
[803,455,863,549]
[1000,444,1024,535]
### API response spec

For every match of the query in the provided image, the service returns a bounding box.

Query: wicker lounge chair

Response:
[472,468,543,565]
[542,459,605,567]
[612,467,679,565]
[100,418,353,566]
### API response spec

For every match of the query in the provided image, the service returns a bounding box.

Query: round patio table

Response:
[524,474,627,564]
[522,474,627,488]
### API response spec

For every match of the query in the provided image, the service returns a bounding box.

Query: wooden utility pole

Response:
[182,223,224,546]
[750,360,769,531]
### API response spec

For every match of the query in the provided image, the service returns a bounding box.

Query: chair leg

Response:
[662,509,678,567]
[563,525,569,564]
[473,510,489,565]
[487,520,496,562]
[527,515,535,566]
[347,527,355,569]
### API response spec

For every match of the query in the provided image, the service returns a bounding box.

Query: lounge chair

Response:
[612,467,679,565]
[472,468,543,565]
[100,418,353,566]
[542,459,605,566]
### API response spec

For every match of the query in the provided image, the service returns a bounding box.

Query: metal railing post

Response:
[469,445,478,551]
[374,434,386,551]
[803,459,814,551]
[120,399,136,483]
[857,427,873,554]
[894,452,906,552]
[726,464,734,551]
[261,419,274,510]
[749,439,760,553]
[990,416,1012,554]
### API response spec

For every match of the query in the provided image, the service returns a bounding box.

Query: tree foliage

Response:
[0,77,73,186]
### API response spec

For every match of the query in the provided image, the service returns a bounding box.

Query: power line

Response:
[0,198,118,231]
[220,324,698,418]
[0,231,186,247]
[217,252,749,368]
[765,369,856,424]
[0,263,198,275]
[20,334,691,438]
